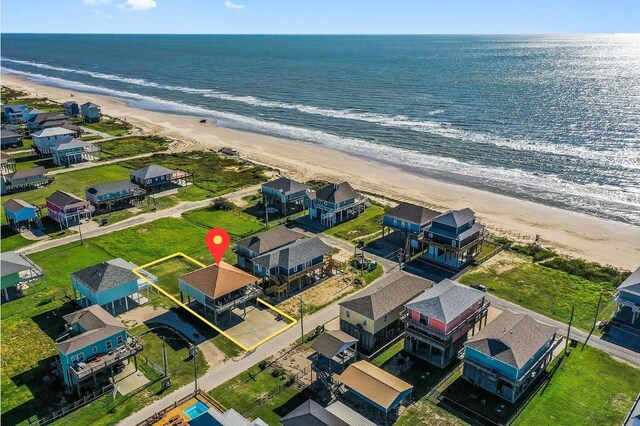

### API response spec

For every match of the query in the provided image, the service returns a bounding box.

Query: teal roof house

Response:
[56,305,142,388]
[71,258,158,314]
[261,177,310,215]
[460,311,561,403]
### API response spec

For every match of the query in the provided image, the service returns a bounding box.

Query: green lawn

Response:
[80,134,103,142]
[82,118,132,137]
[183,207,265,240]
[2,138,34,153]
[51,324,208,426]
[459,252,617,332]
[12,151,64,171]
[514,347,640,426]
[324,204,386,243]
[97,136,171,159]
[146,257,201,297]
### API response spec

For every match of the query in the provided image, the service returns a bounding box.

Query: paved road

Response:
[18,185,262,255]
[48,152,156,175]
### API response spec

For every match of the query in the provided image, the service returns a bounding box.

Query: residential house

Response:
[189,406,268,426]
[382,201,440,242]
[339,271,433,354]
[613,267,640,328]
[85,179,146,213]
[1,104,28,124]
[623,393,640,426]
[51,139,101,166]
[280,400,348,426]
[80,102,101,123]
[422,208,485,269]
[403,279,489,367]
[179,261,261,324]
[71,258,157,314]
[234,226,305,270]
[1,152,16,174]
[22,108,45,123]
[460,311,561,403]
[3,198,42,231]
[46,190,92,229]
[252,237,333,299]
[1,128,23,148]
[31,127,75,154]
[1,251,45,302]
[26,113,67,133]
[1,166,50,194]
[56,305,142,388]
[311,330,358,382]
[129,164,175,191]
[306,182,368,228]
[335,361,413,415]
[63,101,80,116]
[261,177,310,215]
[41,120,83,137]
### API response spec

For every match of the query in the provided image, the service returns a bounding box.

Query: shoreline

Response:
[3,73,639,270]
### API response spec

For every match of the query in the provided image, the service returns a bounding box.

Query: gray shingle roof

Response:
[385,202,440,226]
[57,305,126,355]
[1,251,35,278]
[465,311,557,369]
[130,164,175,181]
[71,258,140,294]
[340,271,433,320]
[280,399,348,426]
[1,128,19,138]
[311,330,359,360]
[252,237,331,270]
[45,190,86,209]
[235,227,305,255]
[313,182,361,204]
[51,139,94,151]
[618,267,640,297]
[405,279,485,323]
[86,179,141,196]
[262,177,310,195]
[3,198,36,214]
[432,208,476,228]
[5,166,47,180]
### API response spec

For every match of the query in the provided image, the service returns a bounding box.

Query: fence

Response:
[28,383,115,426]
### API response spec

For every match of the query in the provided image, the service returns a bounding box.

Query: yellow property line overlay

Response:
[131,252,297,352]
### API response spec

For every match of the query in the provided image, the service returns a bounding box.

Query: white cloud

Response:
[120,0,157,11]
[83,0,111,6]
[224,0,245,9]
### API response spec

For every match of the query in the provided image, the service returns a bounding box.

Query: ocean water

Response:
[2,34,639,225]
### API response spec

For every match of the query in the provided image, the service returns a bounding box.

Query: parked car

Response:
[471,284,487,292]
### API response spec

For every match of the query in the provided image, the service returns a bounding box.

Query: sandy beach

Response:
[3,73,639,269]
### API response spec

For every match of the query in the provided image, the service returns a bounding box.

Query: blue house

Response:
[130,164,175,191]
[80,102,101,123]
[22,108,45,123]
[234,226,304,270]
[1,104,28,124]
[71,258,157,314]
[613,267,640,328]
[261,177,310,215]
[179,261,261,324]
[383,202,439,236]
[306,182,367,228]
[85,179,146,213]
[422,208,485,269]
[56,305,142,388]
[335,360,413,415]
[3,198,42,232]
[460,311,560,403]
[63,101,79,116]
[252,237,332,299]
[51,139,101,166]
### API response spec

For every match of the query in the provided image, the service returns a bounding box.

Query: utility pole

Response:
[592,292,603,331]
[297,295,304,344]
[162,337,169,389]
[190,344,198,391]
[78,218,83,246]
[565,305,574,355]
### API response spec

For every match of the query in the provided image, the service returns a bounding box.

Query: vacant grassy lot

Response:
[324,203,386,243]
[183,206,265,239]
[513,347,639,426]
[12,151,64,171]
[83,118,132,136]
[51,324,208,426]
[146,257,201,297]
[97,136,171,159]
[459,252,617,332]
[1,217,74,253]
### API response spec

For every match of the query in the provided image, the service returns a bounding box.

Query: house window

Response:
[105,340,113,350]
[346,311,350,318]
[71,353,85,364]
[117,335,124,345]
[363,319,368,326]
[384,314,388,322]
[92,346,98,354]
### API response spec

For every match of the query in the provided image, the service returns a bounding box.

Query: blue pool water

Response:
[183,401,208,419]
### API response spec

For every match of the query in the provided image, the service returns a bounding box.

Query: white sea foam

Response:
[4,57,638,170]
[4,67,639,224]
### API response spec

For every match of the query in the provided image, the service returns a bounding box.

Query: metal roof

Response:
[1,251,35,278]
[280,399,348,426]
[405,279,485,323]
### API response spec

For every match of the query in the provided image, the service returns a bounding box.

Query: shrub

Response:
[541,257,630,288]
[258,360,269,371]
[285,373,297,386]
[270,367,285,378]
[211,198,235,211]
[510,243,556,262]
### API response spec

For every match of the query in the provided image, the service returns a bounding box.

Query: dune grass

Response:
[324,204,386,243]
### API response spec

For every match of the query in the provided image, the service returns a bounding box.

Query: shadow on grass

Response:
[5,355,68,426]
[271,387,318,419]
[31,300,78,340]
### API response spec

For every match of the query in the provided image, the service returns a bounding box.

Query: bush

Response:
[211,198,235,211]
[285,373,297,386]
[270,367,285,378]
[540,257,630,288]
[510,243,556,262]
[258,360,269,371]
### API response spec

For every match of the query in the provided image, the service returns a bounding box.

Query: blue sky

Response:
[1,0,639,34]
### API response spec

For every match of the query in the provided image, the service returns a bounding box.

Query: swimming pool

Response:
[183,401,208,419]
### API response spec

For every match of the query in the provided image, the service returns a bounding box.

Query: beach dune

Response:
[3,74,639,270]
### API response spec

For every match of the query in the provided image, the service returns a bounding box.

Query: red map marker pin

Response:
[205,228,230,265]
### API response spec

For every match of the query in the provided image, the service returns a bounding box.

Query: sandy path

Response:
[4,74,639,270]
